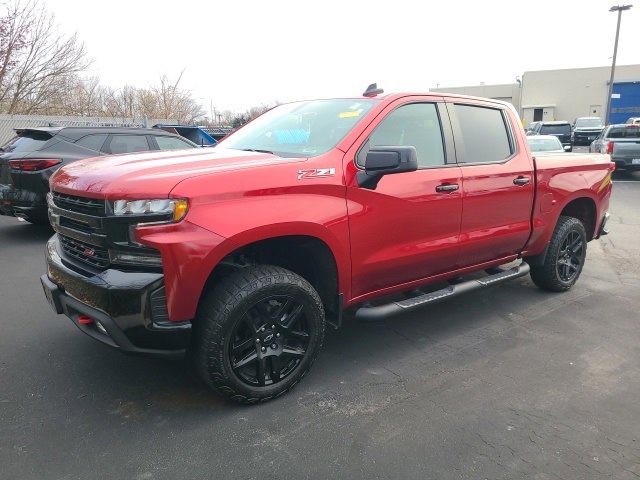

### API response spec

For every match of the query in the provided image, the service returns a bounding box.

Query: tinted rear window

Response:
[608,127,640,138]
[154,135,195,150]
[1,132,52,153]
[454,104,513,163]
[75,134,108,152]
[540,124,570,135]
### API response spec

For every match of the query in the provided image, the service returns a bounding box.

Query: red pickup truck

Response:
[41,89,614,403]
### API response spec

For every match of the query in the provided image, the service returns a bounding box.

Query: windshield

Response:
[527,137,563,152]
[540,124,570,135]
[575,118,603,128]
[217,99,379,157]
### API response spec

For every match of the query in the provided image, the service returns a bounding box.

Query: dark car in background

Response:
[0,127,197,224]
[526,121,573,152]
[589,124,640,171]
[571,117,604,146]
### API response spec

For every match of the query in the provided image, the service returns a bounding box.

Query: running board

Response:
[355,262,530,321]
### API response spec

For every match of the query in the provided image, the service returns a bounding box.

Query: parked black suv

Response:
[571,117,604,146]
[528,121,572,152]
[0,127,197,224]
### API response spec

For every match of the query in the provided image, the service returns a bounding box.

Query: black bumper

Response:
[42,234,191,358]
[573,132,602,146]
[612,158,640,171]
[0,187,47,220]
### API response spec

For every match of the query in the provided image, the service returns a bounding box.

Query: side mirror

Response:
[563,145,572,151]
[357,146,418,190]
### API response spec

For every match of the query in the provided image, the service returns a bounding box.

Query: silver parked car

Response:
[527,135,569,154]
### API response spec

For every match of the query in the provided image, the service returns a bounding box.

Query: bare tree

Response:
[153,72,206,123]
[0,0,90,114]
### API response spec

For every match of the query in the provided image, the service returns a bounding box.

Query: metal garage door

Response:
[610,81,640,124]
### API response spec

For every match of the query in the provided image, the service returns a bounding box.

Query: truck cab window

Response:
[454,104,513,163]
[365,103,445,168]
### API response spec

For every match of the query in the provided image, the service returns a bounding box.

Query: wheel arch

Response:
[198,231,345,322]
[525,193,597,266]
[559,195,597,240]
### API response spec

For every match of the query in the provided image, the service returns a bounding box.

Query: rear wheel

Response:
[193,265,325,404]
[530,215,587,292]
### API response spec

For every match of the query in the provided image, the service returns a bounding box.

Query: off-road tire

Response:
[193,265,325,404]
[530,215,587,292]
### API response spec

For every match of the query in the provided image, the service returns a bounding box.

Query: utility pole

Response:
[605,4,633,124]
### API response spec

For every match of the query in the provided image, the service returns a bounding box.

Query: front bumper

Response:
[573,131,602,145]
[42,234,191,357]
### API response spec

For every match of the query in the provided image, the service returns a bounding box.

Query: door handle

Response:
[435,183,459,193]
[513,176,531,186]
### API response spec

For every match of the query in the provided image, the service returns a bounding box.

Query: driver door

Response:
[344,99,463,300]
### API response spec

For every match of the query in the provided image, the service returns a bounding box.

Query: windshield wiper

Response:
[238,148,275,155]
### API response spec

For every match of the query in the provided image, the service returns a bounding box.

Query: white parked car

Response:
[526,135,569,154]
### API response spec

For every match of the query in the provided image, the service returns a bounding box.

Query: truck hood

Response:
[52,148,304,199]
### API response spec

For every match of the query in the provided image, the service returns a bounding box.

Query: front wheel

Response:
[193,265,325,404]
[530,215,587,292]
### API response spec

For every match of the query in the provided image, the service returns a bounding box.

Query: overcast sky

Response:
[46,0,639,114]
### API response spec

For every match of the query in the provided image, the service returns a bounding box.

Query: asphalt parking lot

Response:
[1,163,640,479]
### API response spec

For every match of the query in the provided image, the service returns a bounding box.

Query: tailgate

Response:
[613,140,640,161]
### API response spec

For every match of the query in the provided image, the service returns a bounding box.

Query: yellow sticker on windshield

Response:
[339,111,360,118]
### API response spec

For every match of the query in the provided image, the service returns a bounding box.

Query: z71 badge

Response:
[297,168,336,180]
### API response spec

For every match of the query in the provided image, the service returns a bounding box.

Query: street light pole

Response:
[605,4,633,124]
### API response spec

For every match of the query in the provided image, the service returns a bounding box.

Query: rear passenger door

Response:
[447,101,534,267]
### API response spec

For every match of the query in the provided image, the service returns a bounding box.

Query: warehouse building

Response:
[430,64,640,127]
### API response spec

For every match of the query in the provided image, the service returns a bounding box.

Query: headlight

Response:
[112,198,189,222]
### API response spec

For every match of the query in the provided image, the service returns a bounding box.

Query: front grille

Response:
[60,235,109,269]
[59,216,93,233]
[53,192,105,216]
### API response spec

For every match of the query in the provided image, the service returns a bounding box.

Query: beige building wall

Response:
[520,65,640,126]
[430,65,640,127]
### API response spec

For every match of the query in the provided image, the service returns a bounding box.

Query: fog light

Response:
[109,250,162,266]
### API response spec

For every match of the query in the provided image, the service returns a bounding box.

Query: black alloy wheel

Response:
[529,215,588,292]
[194,265,325,404]
[555,230,585,283]
[229,295,312,387]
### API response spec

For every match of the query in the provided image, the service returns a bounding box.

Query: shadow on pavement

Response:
[0,218,53,245]
[613,170,640,181]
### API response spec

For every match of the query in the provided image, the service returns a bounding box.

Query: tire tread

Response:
[530,215,587,292]
[193,265,325,404]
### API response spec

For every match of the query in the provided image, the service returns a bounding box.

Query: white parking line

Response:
[613,180,640,183]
